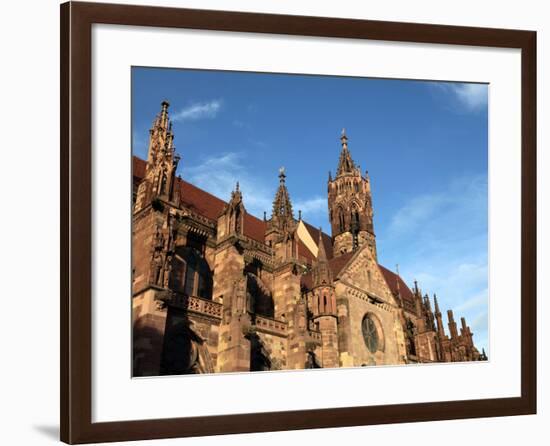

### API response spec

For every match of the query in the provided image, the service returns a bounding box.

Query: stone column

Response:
[132,288,168,376]
[217,277,252,372]
[273,263,304,369]
[317,315,339,368]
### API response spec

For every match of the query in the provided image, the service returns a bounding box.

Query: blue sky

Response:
[132,67,488,355]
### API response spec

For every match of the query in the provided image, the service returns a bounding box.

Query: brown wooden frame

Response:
[60,1,537,443]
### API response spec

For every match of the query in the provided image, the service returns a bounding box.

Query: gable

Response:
[335,243,396,306]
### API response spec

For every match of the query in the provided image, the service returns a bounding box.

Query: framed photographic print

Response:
[60,1,536,444]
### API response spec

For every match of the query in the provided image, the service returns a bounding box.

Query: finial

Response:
[298,210,302,220]
[340,128,348,145]
[236,181,240,192]
[279,166,286,182]
[328,170,332,181]
[263,211,267,221]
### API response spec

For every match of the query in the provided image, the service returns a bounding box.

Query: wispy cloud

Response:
[433,82,488,112]
[183,152,328,227]
[131,130,148,158]
[183,152,272,217]
[172,99,222,122]
[454,287,488,313]
[387,174,487,238]
[388,194,447,236]
[294,197,326,216]
[380,173,489,352]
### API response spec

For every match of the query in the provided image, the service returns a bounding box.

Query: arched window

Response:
[338,208,345,232]
[157,168,167,195]
[246,273,274,317]
[170,247,213,299]
[350,204,360,235]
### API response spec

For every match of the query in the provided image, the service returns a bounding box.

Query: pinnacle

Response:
[336,129,357,176]
[271,167,294,223]
[317,227,327,261]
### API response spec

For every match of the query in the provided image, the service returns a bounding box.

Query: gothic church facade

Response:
[132,101,484,376]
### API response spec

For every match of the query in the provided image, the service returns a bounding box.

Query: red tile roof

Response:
[301,251,353,291]
[242,214,267,243]
[297,240,315,262]
[176,178,227,220]
[378,264,415,304]
[328,251,355,277]
[134,156,414,301]
[133,156,147,179]
[133,156,267,242]
[302,250,415,302]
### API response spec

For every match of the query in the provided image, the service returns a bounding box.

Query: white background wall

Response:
[0,0,547,444]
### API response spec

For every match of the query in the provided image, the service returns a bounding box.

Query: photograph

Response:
[131,67,489,376]
[47,1,538,443]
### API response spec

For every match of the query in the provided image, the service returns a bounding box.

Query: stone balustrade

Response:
[254,315,288,337]
[157,292,222,319]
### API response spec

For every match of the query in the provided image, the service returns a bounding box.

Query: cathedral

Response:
[132,101,485,376]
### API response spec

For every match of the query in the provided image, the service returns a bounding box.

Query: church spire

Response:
[270,167,294,230]
[336,128,357,176]
[135,100,180,211]
[328,129,377,258]
[160,100,169,128]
